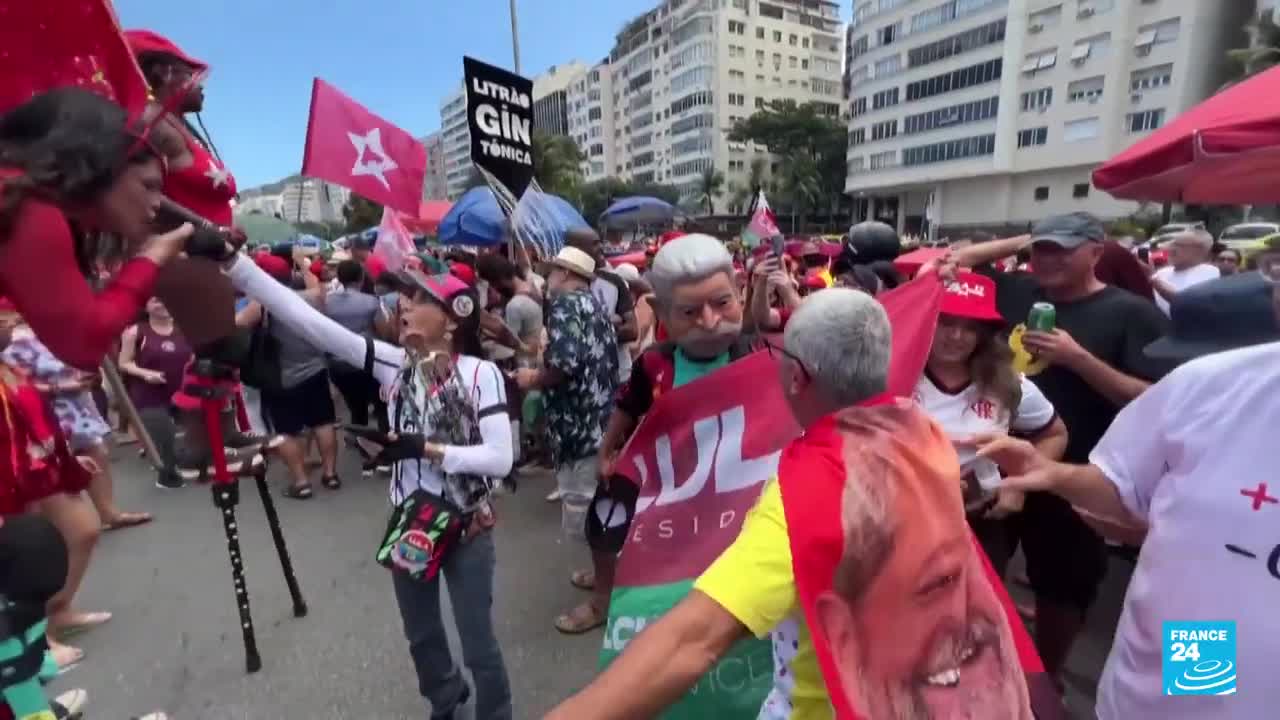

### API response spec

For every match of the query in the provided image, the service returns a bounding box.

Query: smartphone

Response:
[770,234,785,258]
[1137,246,1150,263]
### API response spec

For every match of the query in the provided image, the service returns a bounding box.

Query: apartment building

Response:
[844,0,1251,235]
[606,0,845,212]
[567,60,617,183]
[533,61,591,137]
[278,179,351,224]
[422,131,448,201]
[440,86,473,201]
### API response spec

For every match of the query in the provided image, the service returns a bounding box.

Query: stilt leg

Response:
[254,464,308,617]
[212,481,261,673]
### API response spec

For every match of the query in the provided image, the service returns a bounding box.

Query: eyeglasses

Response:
[763,338,811,384]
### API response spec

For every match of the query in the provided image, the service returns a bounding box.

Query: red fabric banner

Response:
[301,78,426,216]
[0,0,149,118]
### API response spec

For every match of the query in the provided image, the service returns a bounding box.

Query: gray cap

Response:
[1030,212,1106,249]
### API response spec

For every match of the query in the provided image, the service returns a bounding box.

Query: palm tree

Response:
[531,132,586,197]
[1225,10,1280,86]
[778,156,821,233]
[696,167,725,216]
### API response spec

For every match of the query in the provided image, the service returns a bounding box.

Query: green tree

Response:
[729,100,847,227]
[342,194,383,234]
[696,167,725,216]
[532,132,586,198]
[777,155,822,232]
[1225,10,1280,86]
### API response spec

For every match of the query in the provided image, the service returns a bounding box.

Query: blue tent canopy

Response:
[437,187,590,254]
[599,196,676,230]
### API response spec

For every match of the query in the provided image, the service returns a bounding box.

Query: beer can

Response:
[1028,302,1056,332]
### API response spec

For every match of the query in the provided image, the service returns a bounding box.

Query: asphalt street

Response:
[47,444,1131,719]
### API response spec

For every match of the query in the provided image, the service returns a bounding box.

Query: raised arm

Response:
[225,255,404,386]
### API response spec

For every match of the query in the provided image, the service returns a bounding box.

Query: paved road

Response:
[47,444,1130,719]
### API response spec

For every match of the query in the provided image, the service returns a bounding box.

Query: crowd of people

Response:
[3,22,1280,720]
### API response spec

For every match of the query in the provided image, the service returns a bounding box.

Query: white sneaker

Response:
[53,689,88,718]
[545,488,562,502]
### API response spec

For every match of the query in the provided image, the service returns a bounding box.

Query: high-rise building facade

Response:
[844,0,1251,234]
[278,179,350,224]
[440,86,473,201]
[533,61,590,137]
[606,0,845,213]
[567,60,617,183]
[422,131,448,201]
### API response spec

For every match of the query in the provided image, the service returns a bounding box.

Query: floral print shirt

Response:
[543,289,618,466]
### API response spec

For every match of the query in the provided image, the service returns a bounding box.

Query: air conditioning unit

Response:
[1078,8,1096,19]
[1029,23,1044,34]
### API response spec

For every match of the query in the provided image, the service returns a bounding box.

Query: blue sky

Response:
[115,0,661,188]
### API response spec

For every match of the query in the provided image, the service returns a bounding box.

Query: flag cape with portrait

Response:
[596,276,1059,717]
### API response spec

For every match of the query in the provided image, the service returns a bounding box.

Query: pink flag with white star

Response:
[301,77,426,216]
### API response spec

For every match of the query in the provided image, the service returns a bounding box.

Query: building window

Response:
[789,33,798,46]
[1020,87,1052,112]
[871,119,898,141]
[874,55,902,78]
[755,49,766,65]
[907,19,1006,69]
[1017,126,1048,148]
[1127,108,1165,133]
[756,27,765,39]
[850,128,867,146]
[1027,4,1063,32]
[803,37,810,49]
[1135,18,1180,51]
[1067,76,1105,103]
[802,59,809,70]
[1130,64,1174,91]
[1034,186,1050,201]
[789,56,798,69]
[728,93,746,106]
[730,69,745,80]
[878,22,900,46]
[872,87,900,110]
[755,97,765,108]
[852,34,870,59]
[728,20,746,35]
[849,156,866,174]
[851,96,868,117]
[901,133,996,166]
[1021,50,1058,74]
[1063,117,1100,142]
[1071,33,1110,64]
[905,59,1003,102]
[1073,183,1091,198]
[773,31,783,42]
[869,150,897,170]
[1077,0,1115,17]
[903,96,999,134]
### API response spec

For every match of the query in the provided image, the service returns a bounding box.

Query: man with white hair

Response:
[553,233,753,634]
[547,288,895,720]
[1151,228,1219,315]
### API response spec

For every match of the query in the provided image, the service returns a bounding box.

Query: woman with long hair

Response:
[914,272,1068,576]
[224,255,514,719]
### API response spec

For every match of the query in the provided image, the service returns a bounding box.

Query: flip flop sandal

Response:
[570,569,595,591]
[53,611,113,639]
[321,475,342,490]
[103,512,154,531]
[554,602,606,635]
[53,644,85,674]
[283,483,314,500]
[52,688,88,719]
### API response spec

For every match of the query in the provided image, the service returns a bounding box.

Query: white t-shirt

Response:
[1153,263,1220,315]
[1091,342,1280,720]
[914,372,1056,488]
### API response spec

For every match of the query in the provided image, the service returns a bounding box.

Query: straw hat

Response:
[550,246,596,280]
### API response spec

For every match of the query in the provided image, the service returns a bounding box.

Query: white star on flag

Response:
[348,128,399,191]
[204,161,230,189]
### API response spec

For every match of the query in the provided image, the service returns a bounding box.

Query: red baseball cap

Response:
[124,30,209,72]
[364,254,387,282]
[450,262,477,287]
[254,254,291,282]
[940,272,1003,323]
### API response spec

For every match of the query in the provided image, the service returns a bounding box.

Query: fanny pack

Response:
[375,489,467,583]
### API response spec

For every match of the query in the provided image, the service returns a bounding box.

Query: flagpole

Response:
[509,0,522,74]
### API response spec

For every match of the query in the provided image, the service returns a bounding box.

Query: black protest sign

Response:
[463,56,535,201]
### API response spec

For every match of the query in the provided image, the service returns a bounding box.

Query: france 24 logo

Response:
[1162,621,1237,696]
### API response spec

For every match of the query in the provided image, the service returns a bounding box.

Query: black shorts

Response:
[262,370,337,436]
[1012,491,1108,613]
[585,477,640,555]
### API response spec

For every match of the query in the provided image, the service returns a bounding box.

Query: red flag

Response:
[0,0,149,118]
[373,207,417,273]
[301,78,426,216]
